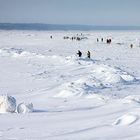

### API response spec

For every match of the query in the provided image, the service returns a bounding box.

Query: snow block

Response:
[0,95,16,113]
[113,114,138,126]
[17,103,34,114]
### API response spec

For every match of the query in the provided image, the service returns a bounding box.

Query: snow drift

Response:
[0,48,45,59]
[55,63,136,98]
[113,113,138,126]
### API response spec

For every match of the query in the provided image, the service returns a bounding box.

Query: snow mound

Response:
[13,51,45,59]
[47,55,74,65]
[55,64,136,98]
[113,113,138,126]
[54,78,105,98]
[0,48,74,66]
[92,64,136,85]
[0,95,16,113]
[65,55,95,66]
[0,48,45,59]
[17,103,34,114]
[85,94,109,101]
[54,81,84,98]
[123,95,140,104]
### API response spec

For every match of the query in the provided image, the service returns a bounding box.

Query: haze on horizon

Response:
[0,0,140,26]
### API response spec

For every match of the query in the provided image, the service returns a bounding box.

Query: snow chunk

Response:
[0,95,16,113]
[113,113,138,126]
[121,74,135,82]
[17,103,34,114]
[123,95,140,104]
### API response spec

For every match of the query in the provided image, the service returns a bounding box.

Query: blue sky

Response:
[0,0,140,26]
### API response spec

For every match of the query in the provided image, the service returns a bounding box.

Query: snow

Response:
[17,102,34,114]
[0,30,140,139]
[0,95,16,113]
[113,113,138,126]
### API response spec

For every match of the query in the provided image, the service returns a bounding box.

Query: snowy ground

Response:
[0,30,140,139]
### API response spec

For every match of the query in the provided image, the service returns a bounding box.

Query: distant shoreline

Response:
[0,23,140,31]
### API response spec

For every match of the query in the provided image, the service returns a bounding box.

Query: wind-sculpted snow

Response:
[0,48,76,67]
[0,31,140,140]
[0,48,45,59]
[55,60,136,98]
[123,95,140,104]
[0,47,137,99]
[91,64,136,85]
[113,113,138,126]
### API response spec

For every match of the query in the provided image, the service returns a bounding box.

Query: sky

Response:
[0,0,140,26]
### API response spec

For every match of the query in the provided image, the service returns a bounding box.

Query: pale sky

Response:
[0,0,140,26]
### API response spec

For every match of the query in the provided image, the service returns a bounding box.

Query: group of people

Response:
[96,37,135,48]
[77,50,91,58]
[106,39,112,44]
[63,33,88,41]
[97,38,112,44]
[63,36,87,41]
[97,38,104,42]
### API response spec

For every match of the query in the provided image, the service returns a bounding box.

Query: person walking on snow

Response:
[87,51,91,58]
[77,50,82,57]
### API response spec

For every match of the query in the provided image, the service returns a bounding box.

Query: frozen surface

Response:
[0,30,140,139]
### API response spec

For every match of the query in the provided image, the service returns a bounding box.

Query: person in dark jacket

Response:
[107,39,111,44]
[130,44,133,48]
[77,50,82,57]
[87,51,91,58]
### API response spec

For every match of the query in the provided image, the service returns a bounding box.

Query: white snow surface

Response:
[0,30,140,139]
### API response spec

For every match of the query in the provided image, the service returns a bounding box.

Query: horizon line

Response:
[0,23,140,27]
[0,23,140,31]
